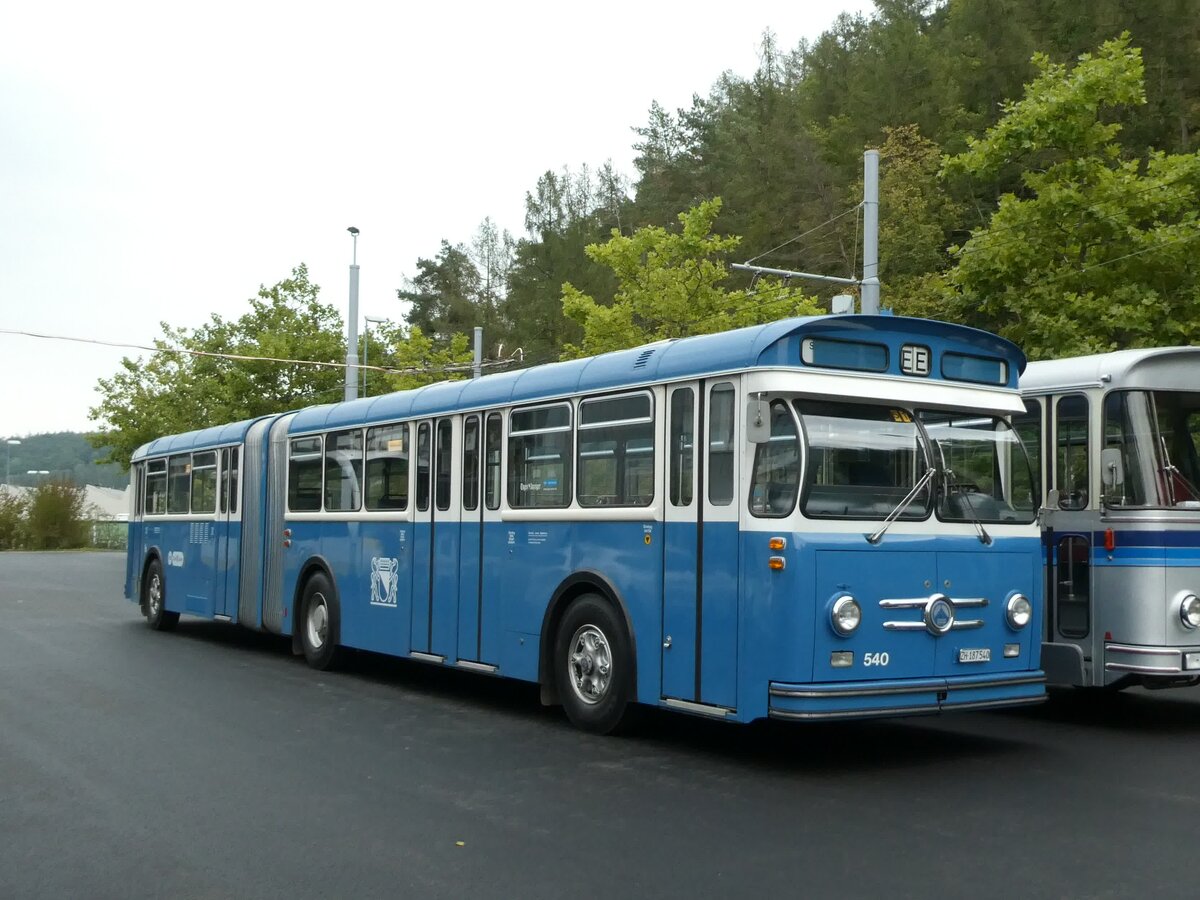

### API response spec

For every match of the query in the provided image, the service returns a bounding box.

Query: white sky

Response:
[0,0,873,439]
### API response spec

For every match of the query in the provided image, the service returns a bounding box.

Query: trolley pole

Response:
[344,227,360,402]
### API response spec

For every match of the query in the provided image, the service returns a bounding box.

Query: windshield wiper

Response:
[943,466,992,545]
[866,466,935,545]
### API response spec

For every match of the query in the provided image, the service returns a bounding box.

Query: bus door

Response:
[215,447,240,619]
[661,380,741,710]
[128,463,145,598]
[411,417,462,661]
[185,450,220,617]
[1048,394,1094,681]
[456,412,501,667]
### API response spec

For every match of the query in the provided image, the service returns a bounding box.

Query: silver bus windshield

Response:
[797,400,932,520]
[1103,390,1200,508]
[919,412,1037,525]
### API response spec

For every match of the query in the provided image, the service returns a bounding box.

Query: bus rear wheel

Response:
[554,594,632,734]
[300,572,342,671]
[143,559,179,632]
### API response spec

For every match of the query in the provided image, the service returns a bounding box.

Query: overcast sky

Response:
[1,0,873,440]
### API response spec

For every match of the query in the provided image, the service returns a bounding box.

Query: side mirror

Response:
[747,398,771,444]
[1101,448,1124,487]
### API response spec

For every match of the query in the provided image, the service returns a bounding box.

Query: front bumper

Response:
[767,671,1046,721]
[1105,643,1200,677]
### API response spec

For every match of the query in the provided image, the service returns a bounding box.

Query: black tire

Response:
[300,571,343,670]
[554,594,633,734]
[143,558,179,632]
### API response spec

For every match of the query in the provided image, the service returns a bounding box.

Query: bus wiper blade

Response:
[866,467,935,545]
[944,467,991,545]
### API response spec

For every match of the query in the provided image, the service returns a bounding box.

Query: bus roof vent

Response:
[633,348,656,369]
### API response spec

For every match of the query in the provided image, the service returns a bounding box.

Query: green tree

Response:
[0,490,28,549]
[942,36,1200,358]
[399,241,484,344]
[561,199,822,357]
[25,479,86,550]
[91,265,345,464]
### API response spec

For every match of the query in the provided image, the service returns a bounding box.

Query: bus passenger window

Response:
[219,449,229,514]
[145,460,167,515]
[485,413,502,510]
[669,389,694,507]
[749,401,800,517]
[463,416,480,511]
[167,454,190,514]
[708,383,735,506]
[229,447,239,515]
[577,393,654,508]
[508,403,571,508]
[435,420,453,511]
[133,463,144,518]
[1055,395,1089,510]
[366,424,409,511]
[324,429,363,512]
[190,451,217,514]
[288,437,323,512]
[416,423,431,512]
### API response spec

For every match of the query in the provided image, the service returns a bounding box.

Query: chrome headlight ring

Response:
[1005,593,1032,630]
[1178,593,1200,630]
[831,595,862,637]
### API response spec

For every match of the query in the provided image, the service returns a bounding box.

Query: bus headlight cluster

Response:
[1005,593,1032,630]
[831,595,861,636]
[1179,593,1200,630]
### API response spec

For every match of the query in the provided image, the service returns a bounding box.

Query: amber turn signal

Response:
[768,556,785,570]
[768,536,787,551]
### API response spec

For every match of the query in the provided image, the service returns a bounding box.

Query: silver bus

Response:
[1018,348,1200,689]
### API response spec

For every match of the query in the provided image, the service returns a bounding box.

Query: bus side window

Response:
[134,463,144,519]
[669,388,694,507]
[484,413,502,511]
[324,429,363,512]
[191,451,218,514]
[749,401,800,517]
[1055,395,1089,510]
[508,403,572,509]
[708,383,735,506]
[577,392,654,508]
[288,437,323,512]
[167,454,191,514]
[416,423,431,512]
[1013,399,1043,507]
[219,448,230,514]
[145,459,167,515]
[463,416,480,511]
[365,423,409,511]
[229,447,239,515]
[435,419,453,511]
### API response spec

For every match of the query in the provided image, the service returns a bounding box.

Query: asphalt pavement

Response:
[2,551,1199,899]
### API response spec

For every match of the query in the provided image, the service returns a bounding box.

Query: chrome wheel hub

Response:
[306,594,328,650]
[568,625,612,705]
[147,574,162,617]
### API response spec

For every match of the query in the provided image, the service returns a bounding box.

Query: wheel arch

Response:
[290,555,340,653]
[538,570,638,707]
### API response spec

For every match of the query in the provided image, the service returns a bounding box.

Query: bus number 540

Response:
[863,652,890,667]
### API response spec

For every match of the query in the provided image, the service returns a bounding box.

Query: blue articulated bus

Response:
[125,315,1045,732]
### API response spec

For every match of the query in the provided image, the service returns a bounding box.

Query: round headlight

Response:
[1179,593,1200,629]
[1006,593,1032,630]
[831,595,861,636]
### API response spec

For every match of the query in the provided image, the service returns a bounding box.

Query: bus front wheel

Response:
[554,594,632,734]
[143,559,179,632]
[300,572,342,671]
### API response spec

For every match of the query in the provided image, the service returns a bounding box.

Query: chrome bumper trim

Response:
[456,660,497,674]
[410,651,446,664]
[769,673,1044,700]
[662,698,731,718]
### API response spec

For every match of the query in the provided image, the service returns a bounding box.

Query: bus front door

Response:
[661,380,741,711]
[456,412,501,667]
[215,447,240,619]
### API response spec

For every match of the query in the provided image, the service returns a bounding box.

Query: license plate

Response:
[959,648,991,663]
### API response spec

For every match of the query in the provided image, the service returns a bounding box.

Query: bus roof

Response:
[290,314,1025,434]
[1021,347,1200,394]
[130,416,269,463]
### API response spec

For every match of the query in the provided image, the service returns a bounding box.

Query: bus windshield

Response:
[798,400,932,520]
[1103,390,1200,508]
[919,412,1037,524]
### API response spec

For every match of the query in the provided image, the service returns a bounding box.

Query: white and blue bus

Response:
[125,315,1045,732]
[1019,347,1200,689]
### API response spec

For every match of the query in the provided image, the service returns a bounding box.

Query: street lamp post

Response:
[344,227,361,402]
[5,439,20,485]
[362,316,385,397]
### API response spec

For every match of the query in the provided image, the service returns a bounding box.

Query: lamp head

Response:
[347,226,359,235]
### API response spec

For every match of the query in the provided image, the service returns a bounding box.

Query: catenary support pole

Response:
[860,149,880,315]
[472,327,483,380]
[345,227,360,402]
